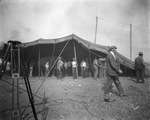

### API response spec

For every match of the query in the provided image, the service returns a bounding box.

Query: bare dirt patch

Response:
[0,76,150,120]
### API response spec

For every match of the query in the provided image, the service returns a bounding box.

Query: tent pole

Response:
[88,44,94,76]
[74,43,78,78]
[94,16,98,44]
[130,24,132,60]
[38,45,40,77]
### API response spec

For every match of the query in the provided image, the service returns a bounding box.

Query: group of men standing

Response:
[56,57,77,80]
[56,56,107,80]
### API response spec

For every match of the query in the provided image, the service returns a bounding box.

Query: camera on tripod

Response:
[0,41,38,120]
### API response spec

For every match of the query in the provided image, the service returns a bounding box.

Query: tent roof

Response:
[22,34,134,69]
[22,34,109,54]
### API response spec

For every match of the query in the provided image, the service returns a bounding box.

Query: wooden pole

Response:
[38,45,40,77]
[94,16,98,44]
[130,24,132,60]
[74,44,78,78]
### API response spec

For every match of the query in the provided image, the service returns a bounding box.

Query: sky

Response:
[0,0,150,62]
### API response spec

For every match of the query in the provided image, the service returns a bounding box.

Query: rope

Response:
[78,43,102,58]
[97,17,129,26]
[97,16,150,33]
[1,78,43,100]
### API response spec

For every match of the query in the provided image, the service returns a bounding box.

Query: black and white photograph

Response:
[0,0,150,120]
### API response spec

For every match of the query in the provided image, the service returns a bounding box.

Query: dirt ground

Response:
[0,75,150,120]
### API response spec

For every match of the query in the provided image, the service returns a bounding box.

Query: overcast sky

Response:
[0,0,150,62]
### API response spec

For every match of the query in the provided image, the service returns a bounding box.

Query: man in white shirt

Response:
[82,60,86,78]
[72,58,77,79]
[0,58,2,72]
[0,58,2,65]
[44,61,49,77]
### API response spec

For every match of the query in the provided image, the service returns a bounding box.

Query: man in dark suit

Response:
[103,46,125,102]
[134,52,145,83]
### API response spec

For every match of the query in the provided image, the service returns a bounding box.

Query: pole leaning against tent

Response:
[46,39,71,77]
[74,43,78,78]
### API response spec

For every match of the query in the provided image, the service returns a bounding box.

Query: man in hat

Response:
[103,46,125,102]
[93,57,99,80]
[134,52,145,83]
[57,57,63,80]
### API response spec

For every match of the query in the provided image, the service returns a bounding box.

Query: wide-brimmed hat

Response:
[109,46,117,51]
[139,52,143,55]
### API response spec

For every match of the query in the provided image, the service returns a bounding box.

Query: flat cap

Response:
[139,52,143,55]
[109,46,117,51]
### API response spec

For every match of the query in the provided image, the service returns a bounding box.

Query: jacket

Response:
[106,52,120,76]
[134,56,145,70]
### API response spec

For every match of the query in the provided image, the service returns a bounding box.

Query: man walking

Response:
[103,46,125,102]
[134,52,145,83]
[93,57,99,80]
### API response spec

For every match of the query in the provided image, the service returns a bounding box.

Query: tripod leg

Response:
[11,77,22,120]
[23,76,38,120]
[12,78,15,110]
[20,48,38,120]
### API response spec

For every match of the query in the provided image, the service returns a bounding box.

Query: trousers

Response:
[136,70,145,82]
[104,75,124,95]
